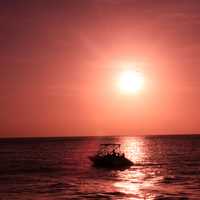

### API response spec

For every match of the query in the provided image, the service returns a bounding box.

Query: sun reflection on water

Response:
[120,137,146,163]
[113,137,157,200]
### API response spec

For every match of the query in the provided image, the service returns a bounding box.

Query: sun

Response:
[118,70,144,94]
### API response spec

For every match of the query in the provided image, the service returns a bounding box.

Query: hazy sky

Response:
[1,0,200,137]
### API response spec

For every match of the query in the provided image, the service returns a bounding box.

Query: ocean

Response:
[0,135,200,200]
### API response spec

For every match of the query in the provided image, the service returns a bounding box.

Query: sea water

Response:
[0,135,200,199]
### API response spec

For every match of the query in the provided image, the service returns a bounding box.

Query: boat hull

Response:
[89,155,133,169]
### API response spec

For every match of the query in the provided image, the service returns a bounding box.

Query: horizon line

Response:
[0,133,200,139]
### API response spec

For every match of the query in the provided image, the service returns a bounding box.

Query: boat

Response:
[89,143,133,169]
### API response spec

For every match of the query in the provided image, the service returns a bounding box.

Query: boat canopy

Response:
[100,143,121,146]
[97,143,122,156]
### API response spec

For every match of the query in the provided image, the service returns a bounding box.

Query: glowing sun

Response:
[118,70,144,94]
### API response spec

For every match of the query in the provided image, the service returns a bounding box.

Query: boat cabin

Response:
[96,144,124,157]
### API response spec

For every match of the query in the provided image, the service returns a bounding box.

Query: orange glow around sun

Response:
[118,70,144,94]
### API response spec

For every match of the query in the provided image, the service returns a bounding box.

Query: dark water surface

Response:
[0,135,200,200]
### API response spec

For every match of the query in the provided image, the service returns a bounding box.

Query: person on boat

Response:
[112,149,116,156]
[112,149,121,157]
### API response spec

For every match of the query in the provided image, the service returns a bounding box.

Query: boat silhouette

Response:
[89,144,133,169]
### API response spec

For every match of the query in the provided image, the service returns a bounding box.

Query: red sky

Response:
[1,0,200,137]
